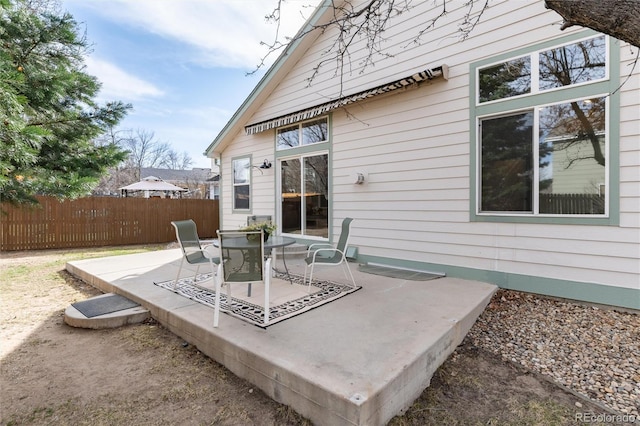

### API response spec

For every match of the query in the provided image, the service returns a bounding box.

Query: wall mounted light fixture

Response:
[252,159,273,174]
[259,159,272,169]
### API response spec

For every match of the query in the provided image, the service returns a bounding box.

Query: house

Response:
[206,1,639,310]
[140,167,219,199]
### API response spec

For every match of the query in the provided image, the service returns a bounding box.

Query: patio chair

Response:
[303,217,357,292]
[171,220,219,289]
[214,229,271,327]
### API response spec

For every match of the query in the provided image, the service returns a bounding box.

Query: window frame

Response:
[231,155,251,212]
[275,115,332,241]
[469,30,620,226]
[477,35,608,105]
[276,117,329,151]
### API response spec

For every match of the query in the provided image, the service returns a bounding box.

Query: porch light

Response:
[252,159,273,174]
[259,159,272,169]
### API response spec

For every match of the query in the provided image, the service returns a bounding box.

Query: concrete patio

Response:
[66,248,497,426]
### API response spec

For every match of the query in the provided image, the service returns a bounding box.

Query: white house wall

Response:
[329,87,638,291]
[619,46,640,230]
[219,130,276,231]
[218,0,639,308]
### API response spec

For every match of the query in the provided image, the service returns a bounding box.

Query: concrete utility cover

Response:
[65,293,149,329]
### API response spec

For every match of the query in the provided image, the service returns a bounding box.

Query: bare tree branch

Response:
[255,0,490,89]
[612,47,640,96]
[258,0,640,88]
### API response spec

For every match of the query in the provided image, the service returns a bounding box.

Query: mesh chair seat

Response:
[214,229,271,327]
[304,217,356,291]
[171,220,219,289]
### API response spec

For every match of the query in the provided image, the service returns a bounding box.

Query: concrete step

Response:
[64,293,150,329]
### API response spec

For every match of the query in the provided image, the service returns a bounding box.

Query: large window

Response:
[475,34,611,217]
[232,156,250,210]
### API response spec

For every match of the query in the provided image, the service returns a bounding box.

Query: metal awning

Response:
[245,65,448,135]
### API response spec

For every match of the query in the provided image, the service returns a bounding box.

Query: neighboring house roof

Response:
[140,167,214,183]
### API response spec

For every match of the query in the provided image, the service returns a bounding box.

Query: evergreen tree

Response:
[0,0,131,206]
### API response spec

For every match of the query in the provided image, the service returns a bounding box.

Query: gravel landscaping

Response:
[467,289,640,417]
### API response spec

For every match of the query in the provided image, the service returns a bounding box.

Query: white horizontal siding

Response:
[618,38,640,230]
[219,0,640,298]
[218,131,276,231]
[250,1,558,123]
[323,1,637,292]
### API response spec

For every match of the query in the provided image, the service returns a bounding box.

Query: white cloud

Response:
[73,0,313,68]
[85,57,164,101]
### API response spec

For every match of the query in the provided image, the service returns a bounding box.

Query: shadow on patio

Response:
[66,248,496,426]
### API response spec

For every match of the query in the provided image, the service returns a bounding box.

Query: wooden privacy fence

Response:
[1,196,219,251]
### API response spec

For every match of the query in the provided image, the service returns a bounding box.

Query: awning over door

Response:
[244,65,448,135]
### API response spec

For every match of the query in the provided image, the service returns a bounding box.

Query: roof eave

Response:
[204,0,342,158]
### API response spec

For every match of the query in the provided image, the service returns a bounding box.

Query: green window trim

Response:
[469,30,620,226]
[276,116,329,151]
[274,114,333,241]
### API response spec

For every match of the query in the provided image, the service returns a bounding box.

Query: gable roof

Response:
[205,0,340,157]
[205,1,450,156]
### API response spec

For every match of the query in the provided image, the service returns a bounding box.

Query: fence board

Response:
[1,196,219,251]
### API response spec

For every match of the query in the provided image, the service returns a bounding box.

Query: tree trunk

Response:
[545,0,640,48]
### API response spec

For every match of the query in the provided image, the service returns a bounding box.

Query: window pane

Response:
[481,112,534,212]
[304,155,329,238]
[233,158,249,184]
[233,157,250,210]
[281,159,302,234]
[234,185,249,210]
[277,125,299,150]
[539,98,606,214]
[479,56,531,102]
[539,36,606,91]
[302,119,328,145]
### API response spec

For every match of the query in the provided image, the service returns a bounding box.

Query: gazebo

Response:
[119,176,187,198]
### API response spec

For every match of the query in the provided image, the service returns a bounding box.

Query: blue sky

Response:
[62,0,315,168]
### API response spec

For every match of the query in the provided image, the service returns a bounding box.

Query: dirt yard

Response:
[1,246,616,425]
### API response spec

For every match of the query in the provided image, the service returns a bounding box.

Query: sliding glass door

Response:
[280,153,328,238]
